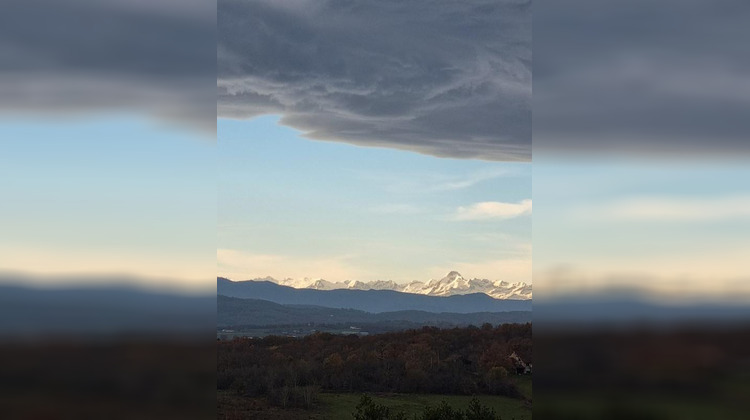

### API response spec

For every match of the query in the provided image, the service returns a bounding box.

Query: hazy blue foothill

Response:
[535,293,750,330]
[0,279,215,337]
[218,277,532,314]
[217,295,531,328]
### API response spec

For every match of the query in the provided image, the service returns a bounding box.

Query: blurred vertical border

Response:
[533,0,750,418]
[0,1,217,418]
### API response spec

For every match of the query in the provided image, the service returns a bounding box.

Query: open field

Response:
[535,326,750,419]
[320,392,531,419]
[514,375,532,400]
[534,393,747,420]
[218,390,531,420]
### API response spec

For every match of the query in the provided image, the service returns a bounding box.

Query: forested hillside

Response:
[218,324,532,410]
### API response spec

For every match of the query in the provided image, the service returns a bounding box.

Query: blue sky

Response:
[534,155,750,300]
[0,115,215,293]
[218,116,531,284]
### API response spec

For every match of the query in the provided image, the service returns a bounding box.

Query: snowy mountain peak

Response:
[251,272,531,300]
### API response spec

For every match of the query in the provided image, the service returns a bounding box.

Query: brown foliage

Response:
[218,323,531,406]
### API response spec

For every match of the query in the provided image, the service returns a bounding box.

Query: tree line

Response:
[218,323,531,409]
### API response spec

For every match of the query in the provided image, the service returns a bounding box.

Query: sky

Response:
[4,0,745,303]
[533,156,750,301]
[0,0,215,294]
[0,115,216,293]
[2,0,532,293]
[531,0,750,303]
[216,0,532,284]
[218,116,531,284]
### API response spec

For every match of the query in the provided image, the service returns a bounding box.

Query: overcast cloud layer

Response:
[218,0,531,161]
[1,0,216,132]
[534,0,750,157]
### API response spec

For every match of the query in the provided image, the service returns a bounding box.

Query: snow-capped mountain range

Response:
[248,271,531,300]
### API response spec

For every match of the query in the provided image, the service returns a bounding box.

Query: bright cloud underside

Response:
[454,199,532,221]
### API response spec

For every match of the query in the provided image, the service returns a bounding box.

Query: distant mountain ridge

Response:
[535,294,750,328]
[218,295,531,327]
[217,277,532,314]
[0,281,216,335]
[244,271,532,300]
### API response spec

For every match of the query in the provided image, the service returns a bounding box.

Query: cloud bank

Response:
[218,0,531,161]
[534,0,750,157]
[1,0,216,132]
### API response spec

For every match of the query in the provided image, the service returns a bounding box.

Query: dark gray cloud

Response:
[218,0,531,161]
[534,0,750,158]
[0,0,216,133]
